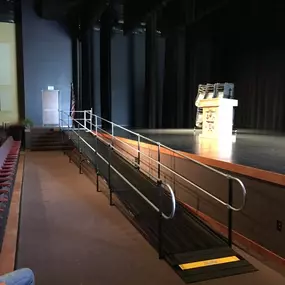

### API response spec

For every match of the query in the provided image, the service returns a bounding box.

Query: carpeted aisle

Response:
[15,151,184,285]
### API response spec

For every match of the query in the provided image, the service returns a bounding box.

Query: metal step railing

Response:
[59,109,247,248]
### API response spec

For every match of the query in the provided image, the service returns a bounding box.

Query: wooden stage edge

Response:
[179,151,285,187]
[0,153,25,275]
[97,132,285,187]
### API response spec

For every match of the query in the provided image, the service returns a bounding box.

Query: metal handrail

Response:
[165,184,176,219]
[90,118,245,212]
[60,110,247,212]
[94,123,246,212]
[93,125,167,190]
[88,112,239,177]
[228,177,247,211]
[60,115,176,220]
[87,111,224,174]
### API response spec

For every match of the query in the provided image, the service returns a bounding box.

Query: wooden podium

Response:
[199,98,238,138]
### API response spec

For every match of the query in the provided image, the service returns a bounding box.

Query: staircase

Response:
[30,128,71,151]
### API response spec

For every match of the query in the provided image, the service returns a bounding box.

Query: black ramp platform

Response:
[68,130,255,283]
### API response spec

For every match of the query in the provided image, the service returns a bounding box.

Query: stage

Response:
[133,129,285,174]
[110,128,285,186]
[91,126,285,262]
[101,127,285,262]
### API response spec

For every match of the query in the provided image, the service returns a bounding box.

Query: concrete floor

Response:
[16,152,285,285]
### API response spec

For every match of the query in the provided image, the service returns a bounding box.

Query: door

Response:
[42,90,59,126]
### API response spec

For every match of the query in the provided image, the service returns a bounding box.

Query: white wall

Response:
[0,22,18,124]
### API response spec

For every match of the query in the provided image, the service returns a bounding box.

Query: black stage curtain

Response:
[157,0,285,131]
[144,13,158,128]
[71,38,81,124]
[228,45,285,131]
[81,29,94,111]
[128,34,135,127]
[161,29,219,129]
[89,0,285,131]
[100,8,112,125]
[162,30,185,128]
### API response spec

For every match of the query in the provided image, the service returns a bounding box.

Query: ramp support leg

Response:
[158,213,163,259]
[96,170,101,192]
[79,149,83,174]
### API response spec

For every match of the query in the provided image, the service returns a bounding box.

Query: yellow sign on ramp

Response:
[179,256,240,270]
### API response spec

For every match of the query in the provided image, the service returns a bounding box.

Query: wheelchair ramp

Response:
[68,130,256,283]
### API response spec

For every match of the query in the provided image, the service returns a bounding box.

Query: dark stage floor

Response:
[123,129,285,175]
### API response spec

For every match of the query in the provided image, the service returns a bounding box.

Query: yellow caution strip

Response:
[179,256,240,270]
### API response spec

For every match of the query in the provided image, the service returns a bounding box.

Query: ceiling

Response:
[2,0,284,40]
[33,0,232,36]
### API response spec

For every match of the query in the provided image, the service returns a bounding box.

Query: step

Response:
[30,135,64,140]
[167,247,238,266]
[31,127,60,132]
[31,142,68,147]
[180,259,255,283]
[31,135,62,141]
[31,132,62,137]
[30,145,72,151]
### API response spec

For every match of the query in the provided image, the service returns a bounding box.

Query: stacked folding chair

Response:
[195,85,207,128]
[205,84,215,99]
[195,83,235,129]
[0,137,21,250]
[214,83,234,99]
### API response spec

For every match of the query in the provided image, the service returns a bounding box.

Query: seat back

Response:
[0,137,14,169]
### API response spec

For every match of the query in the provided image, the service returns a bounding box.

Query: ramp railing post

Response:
[95,115,98,136]
[83,110,86,130]
[77,123,81,172]
[228,178,233,247]
[95,115,98,152]
[69,122,74,163]
[108,144,113,206]
[158,143,161,181]
[77,123,80,147]
[94,115,100,192]
[90,108,93,131]
[111,122,114,146]
[137,135,141,169]
[78,118,83,174]
[158,180,164,259]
